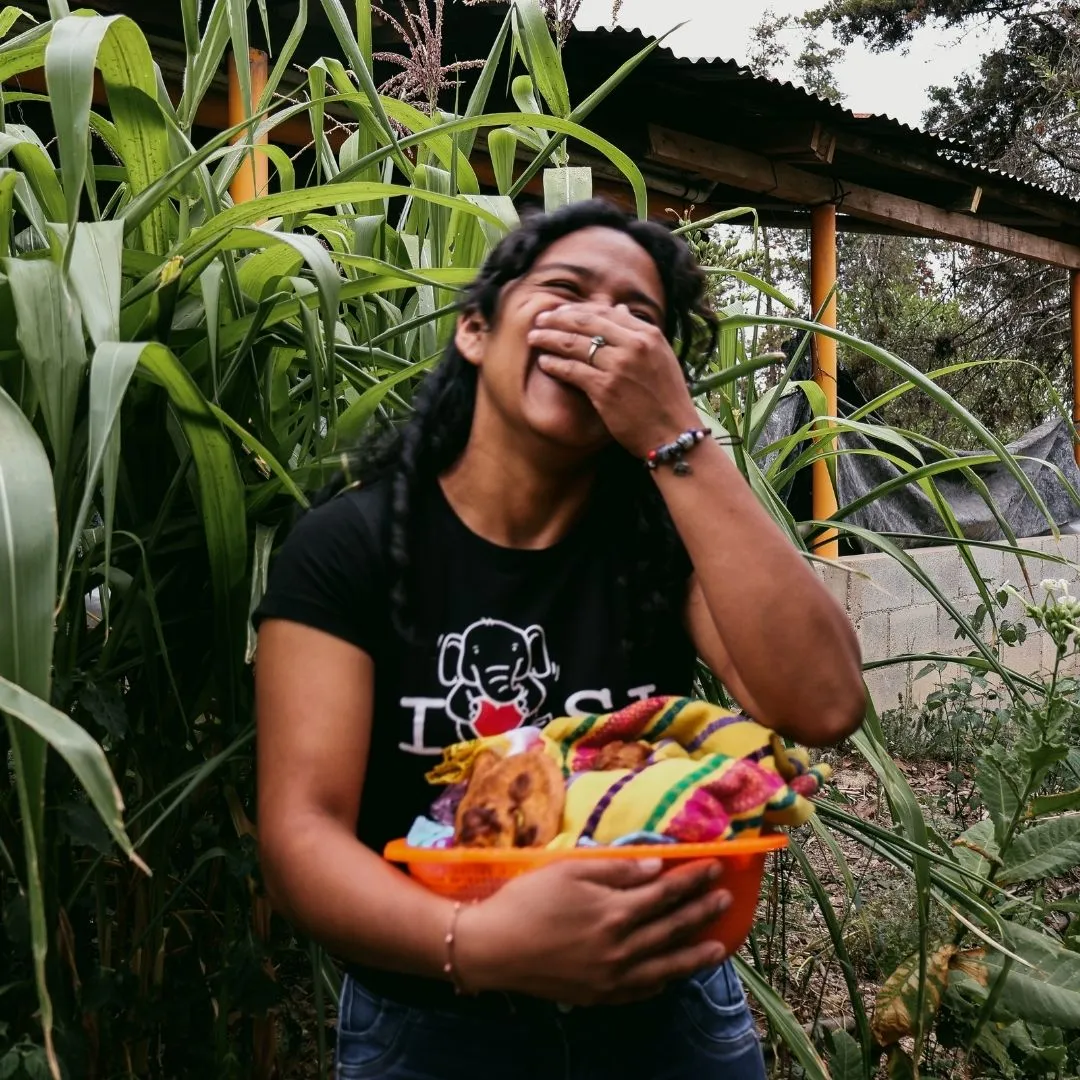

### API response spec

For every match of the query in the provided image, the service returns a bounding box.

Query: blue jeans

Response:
[335,962,767,1079]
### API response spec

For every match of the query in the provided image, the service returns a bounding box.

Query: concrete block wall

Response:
[812,536,1080,714]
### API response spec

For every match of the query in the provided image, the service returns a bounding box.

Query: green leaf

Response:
[0,386,57,1077]
[0,8,33,40]
[45,14,172,253]
[179,0,230,129]
[334,355,436,445]
[976,757,1022,846]
[734,956,830,1080]
[978,920,1080,1030]
[488,128,518,195]
[60,342,140,603]
[45,13,116,228]
[136,343,248,714]
[0,674,139,866]
[999,815,1080,885]
[826,1029,866,1080]
[1029,788,1080,818]
[872,944,955,1045]
[0,126,65,222]
[512,0,570,118]
[4,255,88,489]
[458,6,512,158]
[176,182,505,259]
[246,522,277,664]
[789,840,873,1069]
[336,113,650,219]
[317,0,410,174]
[0,168,18,259]
[56,219,124,346]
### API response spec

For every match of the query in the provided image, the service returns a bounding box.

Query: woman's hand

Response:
[454,857,730,1006]
[527,303,701,459]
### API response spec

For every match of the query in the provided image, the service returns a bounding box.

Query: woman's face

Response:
[455,226,668,456]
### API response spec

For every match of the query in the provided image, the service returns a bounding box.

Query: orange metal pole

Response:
[1072,270,1080,468]
[227,48,269,204]
[810,204,839,558]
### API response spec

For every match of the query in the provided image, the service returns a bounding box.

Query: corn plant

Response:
[2,0,1080,1077]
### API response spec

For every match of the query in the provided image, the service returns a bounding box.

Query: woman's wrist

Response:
[450,897,516,995]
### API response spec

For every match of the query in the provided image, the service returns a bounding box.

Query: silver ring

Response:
[586,334,607,365]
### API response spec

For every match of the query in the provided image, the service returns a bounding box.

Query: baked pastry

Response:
[590,740,652,772]
[454,747,565,848]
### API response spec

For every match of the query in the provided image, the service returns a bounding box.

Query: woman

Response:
[255,200,864,1079]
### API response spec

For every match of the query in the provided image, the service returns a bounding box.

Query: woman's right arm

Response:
[256,617,730,1004]
[256,618,456,978]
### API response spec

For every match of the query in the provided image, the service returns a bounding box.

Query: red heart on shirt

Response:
[474,700,525,737]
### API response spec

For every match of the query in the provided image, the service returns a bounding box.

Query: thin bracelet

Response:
[443,901,476,996]
[646,427,710,475]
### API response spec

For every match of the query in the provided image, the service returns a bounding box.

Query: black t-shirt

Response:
[254,476,697,998]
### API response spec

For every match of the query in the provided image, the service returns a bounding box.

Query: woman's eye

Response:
[543,280,581,296]
[631,310,657,325]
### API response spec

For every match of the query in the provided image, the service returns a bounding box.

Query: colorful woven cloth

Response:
[426,697,831,847]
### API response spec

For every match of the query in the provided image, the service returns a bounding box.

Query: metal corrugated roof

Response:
[582,23,1079,205]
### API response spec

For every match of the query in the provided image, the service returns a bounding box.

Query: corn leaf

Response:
[734,956,830,1080]
[0,7,33,40]
[54,219,124,346]
[512,0,570,118]
[136,344,248,711]
[0,385,58,1077]
[4,255,88,489]
[60,341,139,603]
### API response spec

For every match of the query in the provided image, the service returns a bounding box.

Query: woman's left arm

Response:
[531,302,865,746]
[655,439,865,746]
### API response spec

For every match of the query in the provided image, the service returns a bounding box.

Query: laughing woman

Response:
[254,200,864,1079]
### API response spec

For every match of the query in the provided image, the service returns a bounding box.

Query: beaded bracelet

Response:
[645,427,710,475]
[443,900,475,996]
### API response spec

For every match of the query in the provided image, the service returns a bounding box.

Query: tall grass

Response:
[1,2,1079,1077]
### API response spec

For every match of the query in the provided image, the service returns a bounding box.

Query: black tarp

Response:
[754,376,1080,554]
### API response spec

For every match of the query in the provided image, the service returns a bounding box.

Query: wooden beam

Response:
[648,125,1080,269]
[1073,271,1080,468]
[228,49,269,204]
[811,204,839,559]
[834,130,1080,230]
[758,120,836,165]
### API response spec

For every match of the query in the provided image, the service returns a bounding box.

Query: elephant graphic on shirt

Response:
[437,618,557,738]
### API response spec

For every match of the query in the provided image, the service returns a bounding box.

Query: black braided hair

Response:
[315,199,718,654]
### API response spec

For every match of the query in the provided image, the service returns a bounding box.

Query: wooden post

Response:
[227,48,269,204]
[1073,270,1080,468]
[811,203,839,558]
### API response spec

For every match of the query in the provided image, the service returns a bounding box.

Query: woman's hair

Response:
[317,199,718,651]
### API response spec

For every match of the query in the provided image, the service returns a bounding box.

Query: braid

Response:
[311,199,717,651]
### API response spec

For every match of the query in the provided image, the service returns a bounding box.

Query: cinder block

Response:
[865,661,911,714]
[854,610,890,663]
[1004,633,1043,678]
[972,545,1007,590]
[910,656,958,707]
[937,604,971,653]
[850,553,916,615]
[1041,631,1060,674]
[889,602,941,656]
[813,560,850,612]
[911,545,964,605]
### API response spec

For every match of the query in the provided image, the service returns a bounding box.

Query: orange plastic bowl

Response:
[383,833,787,955]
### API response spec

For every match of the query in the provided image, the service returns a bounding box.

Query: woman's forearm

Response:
[262,812,455,978]
[653,438,864,742]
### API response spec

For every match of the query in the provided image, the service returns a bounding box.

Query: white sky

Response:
[575,0,1005,127]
